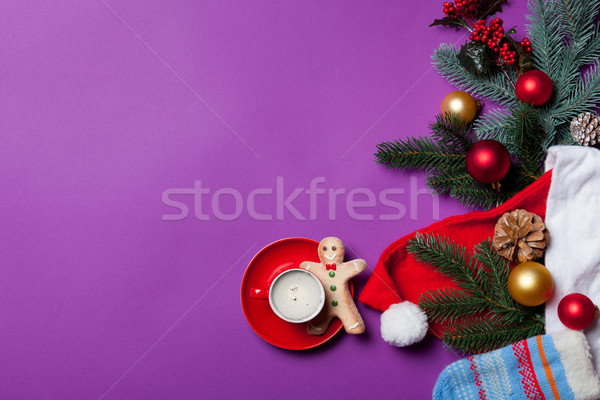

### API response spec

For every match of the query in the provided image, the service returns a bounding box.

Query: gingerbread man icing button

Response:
[299,237,367,335]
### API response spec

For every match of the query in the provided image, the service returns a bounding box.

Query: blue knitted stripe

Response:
[498,342,525,397]
[447,359,481,400]
[474,350,512,398]
[541,335,575,400]
[527,335,555,399]
[433,334,582,400]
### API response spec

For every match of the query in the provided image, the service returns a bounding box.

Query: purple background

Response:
[0,1,529,399]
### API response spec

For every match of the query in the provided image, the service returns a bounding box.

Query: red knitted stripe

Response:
[513,341,545,400]
[468,356,487,400]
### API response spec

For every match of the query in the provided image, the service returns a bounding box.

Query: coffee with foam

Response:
[270,269,324,322]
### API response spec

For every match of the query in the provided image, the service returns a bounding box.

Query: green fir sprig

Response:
[375,106,544,209]
[374,113,472,173]
[376,0,600,210]
[407,232,545,354]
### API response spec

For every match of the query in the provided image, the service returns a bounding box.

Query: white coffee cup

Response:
[250,269,325,323]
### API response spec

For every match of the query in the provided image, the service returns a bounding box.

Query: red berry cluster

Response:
[443,2,458,17]
[469,18,504,52]
[499,38,532,65]
[520,38,532,56]
[443,0,478,19]
[499,42,518,65]
[456,0,478,18]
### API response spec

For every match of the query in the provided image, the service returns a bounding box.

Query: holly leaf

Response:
[457,41,494,75]
[429,17,470,30]
[478,0,509,19]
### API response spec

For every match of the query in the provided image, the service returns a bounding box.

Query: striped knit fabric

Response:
[433,331,600,400]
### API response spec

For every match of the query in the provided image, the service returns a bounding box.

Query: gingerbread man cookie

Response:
[300,237,367,335]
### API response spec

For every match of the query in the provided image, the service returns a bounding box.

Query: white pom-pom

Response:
[380,301,428,347]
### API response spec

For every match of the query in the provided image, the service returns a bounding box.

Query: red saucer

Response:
[240,237,352,350]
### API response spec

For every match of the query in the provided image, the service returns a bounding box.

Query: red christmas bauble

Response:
[515,70,553,106]
[557,293,597,330]
[465,140,511,184]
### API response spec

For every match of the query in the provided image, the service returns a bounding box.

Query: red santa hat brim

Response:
[360,171,553,344]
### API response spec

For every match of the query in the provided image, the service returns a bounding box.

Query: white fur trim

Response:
[380,302,428,347]
[544,147,600,374]
[553,330,600,400]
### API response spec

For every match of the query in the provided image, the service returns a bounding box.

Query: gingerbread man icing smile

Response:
[300,237,367,335]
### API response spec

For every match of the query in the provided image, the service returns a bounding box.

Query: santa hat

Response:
[359,170,553,346]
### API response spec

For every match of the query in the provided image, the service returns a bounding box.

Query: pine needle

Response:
[375,0,600,210]
[409,233,545,354]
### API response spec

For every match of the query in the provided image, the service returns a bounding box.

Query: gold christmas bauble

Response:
[507,262,553,307]
[440,91,478,124]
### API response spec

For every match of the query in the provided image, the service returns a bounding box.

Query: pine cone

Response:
[493,209,548,263]
[571,112,600,146]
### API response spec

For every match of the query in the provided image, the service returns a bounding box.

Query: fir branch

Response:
[410,234,545,353]
[408,233,491,297]
[473,239,510,304]
[551,0,599,95]
[432,43,518,107]
[376,106,537,210]
[473,240,544,323]
[577,25,600,66]
[419,287,489,324]
[431,113,475,152]
[501,167,538,195]
[426,162,536,210]
[473,108,513,141]
[376,0,600,210]
[556,61,600,119]
[426,170,507,210]
[434,170,512,209]
[507,103,545,176]
[443,317,544,354]
[526,0,566,82]
[374,138,466,173]
[374,113,472,173]
[543,0,600,136]
[474,103,544,179]
[542,61,600,146]
[555,0,600,46]
[427,170,473,196]
[448,183,512,210]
